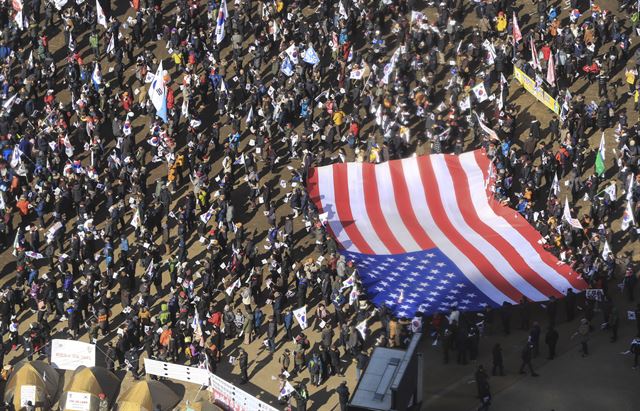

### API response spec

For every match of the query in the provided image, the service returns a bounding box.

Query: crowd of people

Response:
[0,0,637,409]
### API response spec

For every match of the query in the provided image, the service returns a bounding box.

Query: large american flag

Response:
[307,150,587,317]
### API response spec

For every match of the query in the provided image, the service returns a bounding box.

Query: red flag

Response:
[546,51,556,86]
[512,12,522,43]
[132,0,139,10]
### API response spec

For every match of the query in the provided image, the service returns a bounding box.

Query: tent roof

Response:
[5,361,60,409]
[64,366,119,399]
[59,366,121,410]
[117,380,180,411]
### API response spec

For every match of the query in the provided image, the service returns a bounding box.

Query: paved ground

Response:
[1,0,640,410]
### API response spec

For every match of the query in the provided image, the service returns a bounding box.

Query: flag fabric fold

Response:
[595,132,606,176]
[546,51,556,86]
[96,0,107,28]
[512,12,522,43]
[307,150,586,317]
[530,38,540,70]
[150,61,168,122]
[215,0,228,44]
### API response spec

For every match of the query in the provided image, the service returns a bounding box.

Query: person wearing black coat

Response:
[519,343,539,376]
[491,343,504,376]
[238,348,249,384]
[329,345,342,377]
[336,381,350,411]
[267,316,277,353]
[545,326,559,359]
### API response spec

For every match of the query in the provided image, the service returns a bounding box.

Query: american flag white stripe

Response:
[430,155,549,301]
[401,157,515,304]
[316,166,360,253]
[345,163,390,254]
[458,153,574,294]
[373,162,421,252]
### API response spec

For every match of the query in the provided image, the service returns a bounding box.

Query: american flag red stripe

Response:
[361,164,405,254]
[307,150,587,308]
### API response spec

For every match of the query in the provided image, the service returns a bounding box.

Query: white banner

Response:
[143,358,211,386]
[208,372,278,411]
[50,339,96,370]
[293,306,308,330]
[65,392,91,411]
[144,358,277,411]
[20,385,36,407]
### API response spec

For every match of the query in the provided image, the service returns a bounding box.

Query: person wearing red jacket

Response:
[167,87,175,111]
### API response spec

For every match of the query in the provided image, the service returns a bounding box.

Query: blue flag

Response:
[303,46,320,65]
[281,57,294,77]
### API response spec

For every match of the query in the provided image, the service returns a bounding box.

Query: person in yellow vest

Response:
[626,68,637,96]
[495,12,507,34]
[333,108,346,140]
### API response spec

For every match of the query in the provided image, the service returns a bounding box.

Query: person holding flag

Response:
[215,0,228,44]
[150,61,168,122]
[595,132,606,177]
[96,0,107,28]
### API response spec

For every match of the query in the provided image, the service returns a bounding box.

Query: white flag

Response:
[246,106,254,124]
[54,0,68,10]
[14,12,24,31]
[563,198,583,229]
[150,61,168,122]
[338,0,348,19]
[215,0,228,44]
[602,240,611,258]
[604,182,616,201]
[285,44,299,65]
[473,112,499,142]
[458,95,471,111]
[3,94,17,111]
[293,306,307,330]
[106,34,115,54]
[199,204,216,224]
[27,50,33,68]
[382,48,400,84]
[551,172,560,196]
[96,0,107,28]
[411,11,425,24]
[627,173,635,201]
[279,381,296,399]
[233,153,245,165]
[356,320,367,340]
[181,96,189,117]
[472,83,488,102]
[25,251,45,259]
[130,209,141,229]
[9,146,22,168]
[92,63,102,87]
[145,260,154,278]
[63,135,74,158]
[225,278,241,296]
[12,227,21,257]
[340,273,355,291]
[68,32,76,52]
[621,200,635,231]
